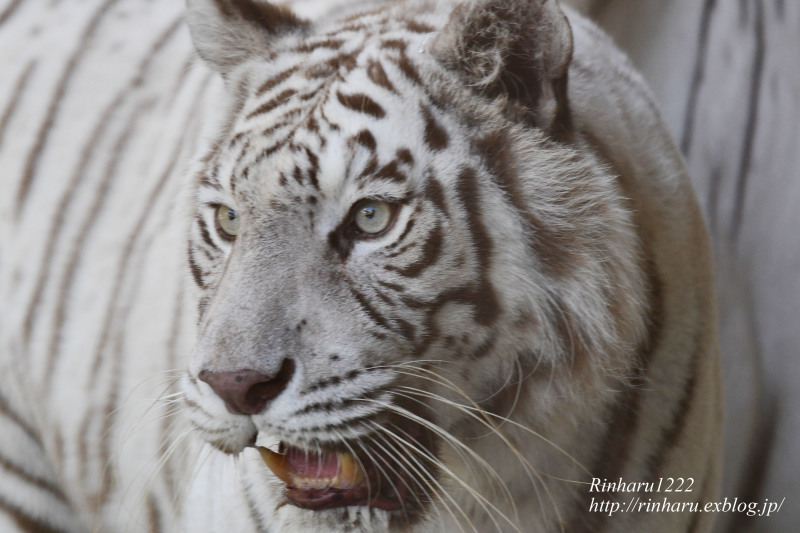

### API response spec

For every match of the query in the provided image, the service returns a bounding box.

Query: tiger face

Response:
[182,0,648,530]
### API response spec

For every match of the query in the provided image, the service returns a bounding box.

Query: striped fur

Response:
[1,1,724,532]
[567,1,800,532]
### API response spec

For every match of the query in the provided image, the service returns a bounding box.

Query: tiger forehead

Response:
[235,12,436,129]
[218,16,447,198]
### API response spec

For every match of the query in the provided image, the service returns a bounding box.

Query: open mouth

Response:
[259,443,409,511]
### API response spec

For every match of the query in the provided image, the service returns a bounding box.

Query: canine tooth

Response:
[258,446,292,484]
[336,451,365,486]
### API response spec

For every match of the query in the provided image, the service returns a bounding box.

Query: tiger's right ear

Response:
[431,0,573,135]
[185,0,308,77]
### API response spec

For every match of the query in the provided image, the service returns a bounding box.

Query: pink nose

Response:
[198,359,295,415]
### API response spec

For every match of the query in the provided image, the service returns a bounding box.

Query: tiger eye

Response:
[215,204,240,240]
[352,200,395,236]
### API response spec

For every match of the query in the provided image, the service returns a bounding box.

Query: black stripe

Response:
[0,61,35,150]
[15,0,121,213]
[731,0,765,242]
[454,167,499,326]
[475,130,575,278]
[680,0,717,156]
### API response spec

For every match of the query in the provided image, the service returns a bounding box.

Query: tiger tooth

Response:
[258,446,292,484]
[336,451,366,487]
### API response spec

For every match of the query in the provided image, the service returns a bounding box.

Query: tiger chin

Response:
[181,0,720,532]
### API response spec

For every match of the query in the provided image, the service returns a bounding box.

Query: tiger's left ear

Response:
[185,0,308,78]
[431,0,573,135]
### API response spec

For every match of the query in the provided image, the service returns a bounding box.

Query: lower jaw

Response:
[285,485,405,511]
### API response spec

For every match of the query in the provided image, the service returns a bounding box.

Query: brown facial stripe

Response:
[302,146,321,190]
[384,241,417,259]
[421,104,449,151]
[257,108,305,138]
[402,18,435,34]
[366,58,398,94]
[396,148,414,165]
[195,215,217,250]
[383,223,443,278]
[422,171,449,218]
[336,91,386,118]
[294,38,346,53]
[474,130,576,278]
[347,283,415,342]
[294,386,386,417]
[245,88,298,120]
[213,0,308,34]
[380,38,408,51]
[352,129,377,152]
[385,218,416,252]
[198,171,222,191]
[371,159,407,183]
[255,65,299,96]
[377,279,405,293]
[455,167,500,326]
[389,52,423,86]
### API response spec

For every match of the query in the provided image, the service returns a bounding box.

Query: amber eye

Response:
[215,204,240,240]
[351,199,396,236]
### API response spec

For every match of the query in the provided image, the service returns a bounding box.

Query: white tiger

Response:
[0,0,737,531]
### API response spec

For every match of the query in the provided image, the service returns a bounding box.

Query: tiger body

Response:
[0,1,721,532]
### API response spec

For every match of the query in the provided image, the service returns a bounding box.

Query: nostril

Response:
[198,359,296,415]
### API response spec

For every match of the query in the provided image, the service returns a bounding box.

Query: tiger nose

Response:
[198,359,296,415]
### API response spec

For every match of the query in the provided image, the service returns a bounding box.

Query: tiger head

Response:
[182,0,647,530]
